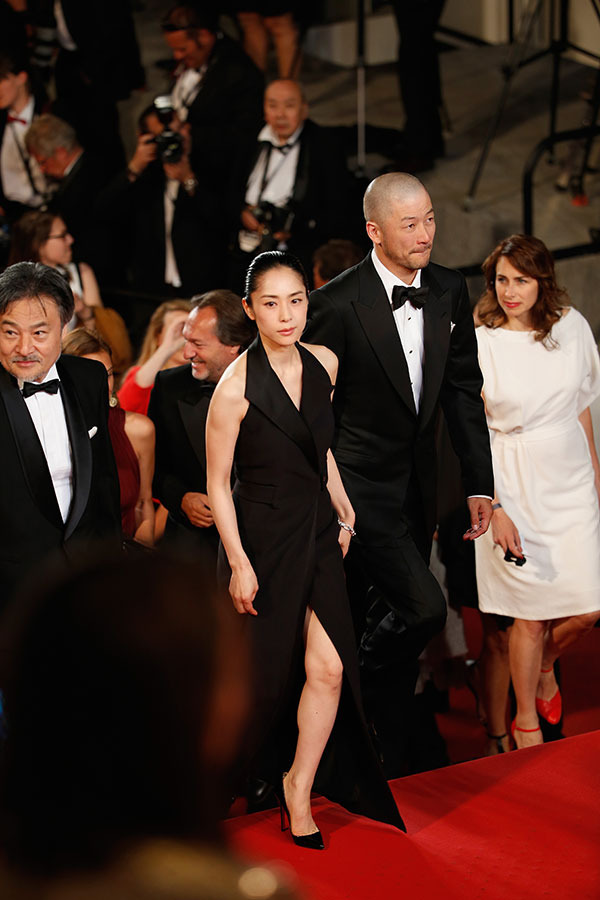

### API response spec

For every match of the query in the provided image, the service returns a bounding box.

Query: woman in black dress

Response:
[206,252,403,850]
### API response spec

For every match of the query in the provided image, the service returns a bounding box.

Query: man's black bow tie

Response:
[22,378,60,398]
[391,284,429,311]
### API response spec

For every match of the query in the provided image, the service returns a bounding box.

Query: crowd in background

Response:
[0,0,599,892]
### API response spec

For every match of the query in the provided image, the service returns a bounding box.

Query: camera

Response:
[149,95,184,164]
[250,201,295,250]
[152,130,184,164]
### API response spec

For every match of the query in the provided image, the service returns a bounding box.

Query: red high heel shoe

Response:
[511,719,542,748]
[535,667,562,725]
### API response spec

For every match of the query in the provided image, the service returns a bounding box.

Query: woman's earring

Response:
[109,393,118,408]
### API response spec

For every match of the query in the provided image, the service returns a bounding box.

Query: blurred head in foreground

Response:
[0,552,250,875]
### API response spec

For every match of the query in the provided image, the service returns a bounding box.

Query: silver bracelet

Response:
[337,518,356,537]
[492,502,502,510]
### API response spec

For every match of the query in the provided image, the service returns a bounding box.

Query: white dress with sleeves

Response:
[475,308,600,619]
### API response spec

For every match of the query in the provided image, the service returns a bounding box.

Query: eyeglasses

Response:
[47,231,70,240]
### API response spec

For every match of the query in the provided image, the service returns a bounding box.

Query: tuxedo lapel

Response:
[245,337,319,472]
[0,366,63,528]
[353,258,417,417]
[419,267,452,429]
[178,381,214,472]
[292,125,310,205]
[58,361,93,540]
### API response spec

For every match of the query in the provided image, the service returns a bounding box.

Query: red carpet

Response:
[226,730,600,899]
[438,611,600,764]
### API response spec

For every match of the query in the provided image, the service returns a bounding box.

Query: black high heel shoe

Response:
[276,772,324,850]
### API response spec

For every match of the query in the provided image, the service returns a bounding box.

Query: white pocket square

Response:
[88,426,98,439]
[450,321,456,332]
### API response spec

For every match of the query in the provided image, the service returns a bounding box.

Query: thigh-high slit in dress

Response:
[220,335,404,830]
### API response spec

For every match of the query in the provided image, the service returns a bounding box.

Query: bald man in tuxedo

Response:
[304,173,493,771]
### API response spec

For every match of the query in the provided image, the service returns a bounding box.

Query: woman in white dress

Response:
[474,234,600,749]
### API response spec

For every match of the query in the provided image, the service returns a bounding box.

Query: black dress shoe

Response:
[245,777,277,814]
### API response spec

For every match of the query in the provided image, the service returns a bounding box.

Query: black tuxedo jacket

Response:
[148,365,216,534]
[0,354,121,603]
[230,119,358,274]
[30,0,144,101]
[185,34,264,184]
[96,163,225,298]
[304,254,493,543]
[48,150,114,282]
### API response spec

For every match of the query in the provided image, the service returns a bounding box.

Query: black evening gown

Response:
[223,336,404,830]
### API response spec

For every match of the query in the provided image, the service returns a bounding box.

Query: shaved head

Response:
[363,173,436,280]
[363,173,426,224]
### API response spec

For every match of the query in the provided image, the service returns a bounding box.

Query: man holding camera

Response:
[97,102,225,338]
[162,5,264,185]
[228,79,357,292]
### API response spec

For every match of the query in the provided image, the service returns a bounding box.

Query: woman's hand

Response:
[491,507,523,557]
[229,561,259,616]
[160,314,186,356]
[338,527,352,558]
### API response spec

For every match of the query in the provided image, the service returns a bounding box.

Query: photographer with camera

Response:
[97,98,225,342]
[228,79,357,293]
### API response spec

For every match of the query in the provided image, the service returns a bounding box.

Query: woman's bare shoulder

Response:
[211,352,248,405]
[124,410,155,444]
[299,341,338,382]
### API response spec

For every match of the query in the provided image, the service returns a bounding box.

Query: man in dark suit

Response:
[0,261,121,607]
[25,114,112,282]
[228,78,357,292]
[148,289,255,565]
[0,48,47,226]
[162,5,264,186]
[304,172,493,770]
[95,108,225,342]
[29,0,144,173]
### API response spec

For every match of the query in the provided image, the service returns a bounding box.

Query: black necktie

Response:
[22,379,61,398]
[391,284,429,311]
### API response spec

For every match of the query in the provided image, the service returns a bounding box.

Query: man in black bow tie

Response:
[0,261,121,608]
[304,172,493,772]
[228,78,357,293]
[148,289,255,564]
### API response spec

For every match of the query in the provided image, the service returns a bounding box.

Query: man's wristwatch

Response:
[183,176,198,196]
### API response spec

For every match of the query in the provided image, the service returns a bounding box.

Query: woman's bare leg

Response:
[509,618,545,748]
[264,13,301,78]
[237,12,269,71]
[479,614,511,754]
[284,608,343,836]
[537,612,600,700]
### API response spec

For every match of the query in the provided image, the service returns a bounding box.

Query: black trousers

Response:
[391,0,446,156]
[344,497,447,768]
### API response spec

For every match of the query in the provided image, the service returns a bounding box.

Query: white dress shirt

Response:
[54,0,77,50]
[22,363,73,523]
[239,123,302,252]
[371,249,425,412]
[171,66,206,121]
[0,97,46,206]
[163,178,182,288]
